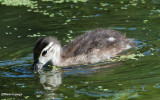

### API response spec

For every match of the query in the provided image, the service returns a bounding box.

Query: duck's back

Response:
[63,29,133,58]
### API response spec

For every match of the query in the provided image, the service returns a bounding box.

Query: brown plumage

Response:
[31,28,134,71]
[63,29,133,57]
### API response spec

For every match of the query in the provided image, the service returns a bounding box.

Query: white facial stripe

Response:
[48,45,54,52]
[43,42,53,51]
[38,42,54,64]
[108,37,115,42]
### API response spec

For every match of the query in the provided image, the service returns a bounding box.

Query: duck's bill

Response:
[31,61,44,72]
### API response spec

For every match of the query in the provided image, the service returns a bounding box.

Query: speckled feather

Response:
[63,28,133,58]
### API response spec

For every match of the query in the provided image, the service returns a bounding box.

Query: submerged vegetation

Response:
[27,32,46,38]
[0,0,37,8]
[1,0,160,20]
[108,53,145,62]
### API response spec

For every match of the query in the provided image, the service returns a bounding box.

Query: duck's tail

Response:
[125,38,135,50]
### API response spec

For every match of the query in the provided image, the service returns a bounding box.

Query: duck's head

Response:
[31,36,61,72]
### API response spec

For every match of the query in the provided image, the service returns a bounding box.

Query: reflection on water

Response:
[0,53,160,99]
[39,71,62,99]
[40,71,62,90]
[0,55,33,78]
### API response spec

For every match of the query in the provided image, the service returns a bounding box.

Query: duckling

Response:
[31,28,134,71]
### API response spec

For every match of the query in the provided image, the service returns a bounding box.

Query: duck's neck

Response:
[51,45,64,66]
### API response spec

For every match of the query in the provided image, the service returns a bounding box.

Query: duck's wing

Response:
[63,29,133,58]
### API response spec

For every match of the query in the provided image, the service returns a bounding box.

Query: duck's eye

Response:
[42,51,47,56]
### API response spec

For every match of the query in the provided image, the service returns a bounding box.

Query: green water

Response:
[1,0,160,99]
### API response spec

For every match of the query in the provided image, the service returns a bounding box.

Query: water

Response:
[1,0,160,99]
